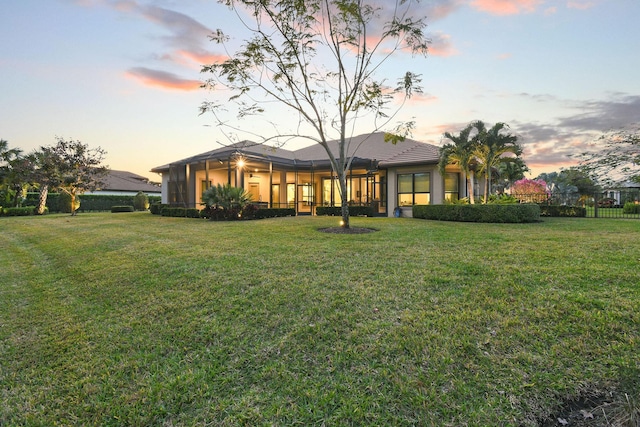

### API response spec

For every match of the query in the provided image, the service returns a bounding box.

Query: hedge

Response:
[111,206,135,213]
[413,204,540,223]
[538,205,586,217]
[161,207,201,218]
[1,206,38,216]
[623,202,640,214]
[22,193,161,213]
[255,208,295,219]
[316,206,374,217]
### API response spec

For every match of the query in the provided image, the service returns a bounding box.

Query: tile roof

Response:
[101,170,161,193]
[151,132,441,172]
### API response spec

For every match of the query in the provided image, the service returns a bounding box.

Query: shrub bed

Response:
[2,206,38,216]
[161,207,201,218]
[413,204,540,223]
[111,206,135,213]
[316,206,374,217]
[255,208,295,219]
[539,205,587,217]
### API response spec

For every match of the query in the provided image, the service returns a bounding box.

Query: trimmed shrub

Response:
[413,204,540,223]
[623,202,640,214]
[150,203,168,215]
[161,207,201,218]
[316,206,374,217]
[538,205,587,217]
[111,205,135,213]
[255,208,295,219]
[3,207,37,216]
[77,195,133,212]
[133,191,150,211]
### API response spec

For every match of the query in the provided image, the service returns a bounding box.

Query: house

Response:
[89,170,162,197]
[602,181,640,205]
[150,132,465,217]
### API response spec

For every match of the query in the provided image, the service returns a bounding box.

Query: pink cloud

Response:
[429,33,459,57]
[126,67,201,91]
[469,0,543,15]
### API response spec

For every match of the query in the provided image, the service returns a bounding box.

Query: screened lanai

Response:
[151,133,464,217]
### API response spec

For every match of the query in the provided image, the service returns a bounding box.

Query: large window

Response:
[398,172,430,206]
[444,173,459,202]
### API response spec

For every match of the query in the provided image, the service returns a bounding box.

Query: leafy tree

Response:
[0,140,34,207]
[35,138,108,216]
[579,124,640,186]
[472,121,523,203]
[201,0,429,228]
[536,168,599,195]
[511,178,549,203]
[439,123,479,204]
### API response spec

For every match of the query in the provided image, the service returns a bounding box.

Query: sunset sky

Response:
[2,0,639,181]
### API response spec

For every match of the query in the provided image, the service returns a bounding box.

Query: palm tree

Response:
[203,183,252,210]
[439,124,479,204]
[472,121,522,203]
[495,157,529,193]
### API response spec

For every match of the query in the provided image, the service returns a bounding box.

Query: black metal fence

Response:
[520,190,640,219]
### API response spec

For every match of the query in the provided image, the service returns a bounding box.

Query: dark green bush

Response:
[623,202,640,214]
[111,205,135,213]
[77,195,133,212]
[538,205,587,217]
[150,203,168,215]
[413,204,540,223]
[161,207,201,218]
[133,191,150,211]
[255,208,295,219]
[3,207,37,216]
[24,192,61,212]
[24,192,160,213]
[316,206,374,217]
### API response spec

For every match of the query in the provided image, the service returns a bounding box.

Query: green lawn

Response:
[1,213,639,426]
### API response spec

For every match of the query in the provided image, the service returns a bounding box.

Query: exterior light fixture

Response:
[237,159,245,168]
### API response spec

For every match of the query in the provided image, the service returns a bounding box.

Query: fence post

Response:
[593,193,599,218]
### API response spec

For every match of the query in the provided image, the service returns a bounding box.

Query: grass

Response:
[1,212,639,426]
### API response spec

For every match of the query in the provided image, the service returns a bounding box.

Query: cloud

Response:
[567,1,596,10]
[126,67,202,91]
[428,32,459,57]
[469,0,544,15]
[511,94,640,171]
[558,95,640,131]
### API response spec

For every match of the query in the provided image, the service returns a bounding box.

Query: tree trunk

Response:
[36,185,48,215]
[70,191,77,216]
[338,170,350,229]
[483,175,489,204]
[468,171,476,204]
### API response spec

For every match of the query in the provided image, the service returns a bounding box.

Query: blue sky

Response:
[1,0,639,181]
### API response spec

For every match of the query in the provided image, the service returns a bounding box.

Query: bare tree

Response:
[201,0,429,228]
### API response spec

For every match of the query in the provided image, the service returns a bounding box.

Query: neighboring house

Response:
[151,132,465,217]
[603,181,640,205]
[88,170,162,197]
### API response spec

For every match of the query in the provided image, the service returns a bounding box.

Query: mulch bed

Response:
[318,227,377,234]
